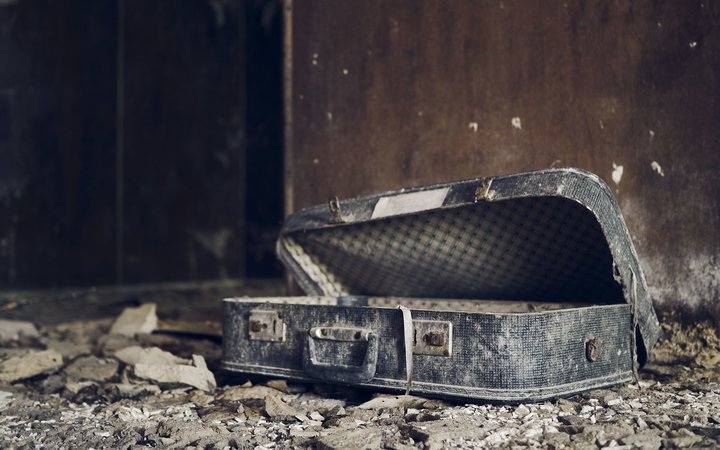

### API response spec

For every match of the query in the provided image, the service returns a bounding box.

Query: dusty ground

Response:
[1,304,719,449]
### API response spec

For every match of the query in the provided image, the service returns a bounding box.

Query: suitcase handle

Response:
[302,327,379,383]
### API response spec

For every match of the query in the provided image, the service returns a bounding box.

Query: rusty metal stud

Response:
[423,330,446,347]
[586,338,602,362]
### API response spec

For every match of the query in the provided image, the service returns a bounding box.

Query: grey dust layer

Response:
[1,308,719,450]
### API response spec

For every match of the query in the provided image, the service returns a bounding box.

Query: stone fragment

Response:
[266,379,289,393]
[620,430,662,450]
[134,354,216,391]
[0,319,39,342]
[358,394,428,410]
[264,394,301,421]
[64,380,97,395]
[109,303,158,336]
[64,356,119,382]
[109,383,161,399]
[0,349,63,382]
[664,428,702,448]
[514,405,531,418]
[316,427,383,450]
[0,390,12,408]
[221,385,285,401]
[114,346,186,366]
[45,339,92,359]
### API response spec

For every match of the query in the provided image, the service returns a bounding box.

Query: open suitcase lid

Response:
[277,168,660,363]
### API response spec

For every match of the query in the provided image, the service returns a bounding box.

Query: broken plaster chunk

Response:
[357,394,428,410]
[220,385,285,401]
[0,319,40,342]
[114,346,187,366]
[264,394,301,421]
[133,354,216,391]
[0,349,63,383]
[110,303,158,336]
[64,356,119,382]
[316,427,383,450]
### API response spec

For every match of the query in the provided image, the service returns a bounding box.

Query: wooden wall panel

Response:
[286,0,720,320]
[122,0,246,283]
[0,0,246,289]
[0,0,118,288]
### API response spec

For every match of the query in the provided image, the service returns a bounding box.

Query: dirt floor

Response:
[1,291,719,449]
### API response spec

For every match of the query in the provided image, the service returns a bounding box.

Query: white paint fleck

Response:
[657,22,662,28]
[651,161,665,177]
[611,163,624,185]
[468,122,479,132]
[312,53,319,65]
[599,120,605,130]
[326,112,333,120]
[689,41,697,48]
[649,130,655,138]
[511,117,522,130]
[417,111,423,117]
[342,69,349,75]
[313,158,319,166]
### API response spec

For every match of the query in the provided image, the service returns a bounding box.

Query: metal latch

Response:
[413,320,453,357]
[248,310,286,342]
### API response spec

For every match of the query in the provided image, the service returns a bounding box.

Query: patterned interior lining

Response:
[282,197,624,303]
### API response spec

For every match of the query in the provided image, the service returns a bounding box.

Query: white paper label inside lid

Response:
[371,187,449,219]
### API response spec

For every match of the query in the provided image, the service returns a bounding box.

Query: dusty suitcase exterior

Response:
[222,168,660,402]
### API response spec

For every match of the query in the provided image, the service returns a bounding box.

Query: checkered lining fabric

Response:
[282,196,624,303]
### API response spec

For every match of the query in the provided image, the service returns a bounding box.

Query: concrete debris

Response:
[64,356,119,382]
[264,394,301,421]
[0,318,719,449]
[0,390,12,408]
[220,385,285,401]
[664,428,703,448]
[266,379,289,393]
[109,303,158,336]
[0,319,39,342]
[358,394,429,410]
[0,349,63,382]
[620,430,663,450]
[133,354,216,391]
[44,339,92,359]
[109,382,162,399]
[316,427,383,450]
[114,345,186,366]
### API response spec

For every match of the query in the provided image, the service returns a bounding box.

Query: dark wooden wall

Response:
[0,0,247,289]
[285,0,720,320]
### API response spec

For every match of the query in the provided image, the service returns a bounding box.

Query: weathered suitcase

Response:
[222,168,660,402]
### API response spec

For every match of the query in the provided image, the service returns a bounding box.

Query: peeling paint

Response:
[468,122,478,132]
[511,117,522,130]
[611,163,623,185]
[650,161,665,177]
[689,41,698,48]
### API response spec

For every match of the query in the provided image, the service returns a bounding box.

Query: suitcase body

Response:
[222,168,660,402]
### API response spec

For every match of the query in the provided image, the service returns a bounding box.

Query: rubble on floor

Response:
[0,308,719,449]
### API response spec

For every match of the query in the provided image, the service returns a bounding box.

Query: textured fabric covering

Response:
[284,196,624,304]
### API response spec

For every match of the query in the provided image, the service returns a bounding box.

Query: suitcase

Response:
[222,168,660,402]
